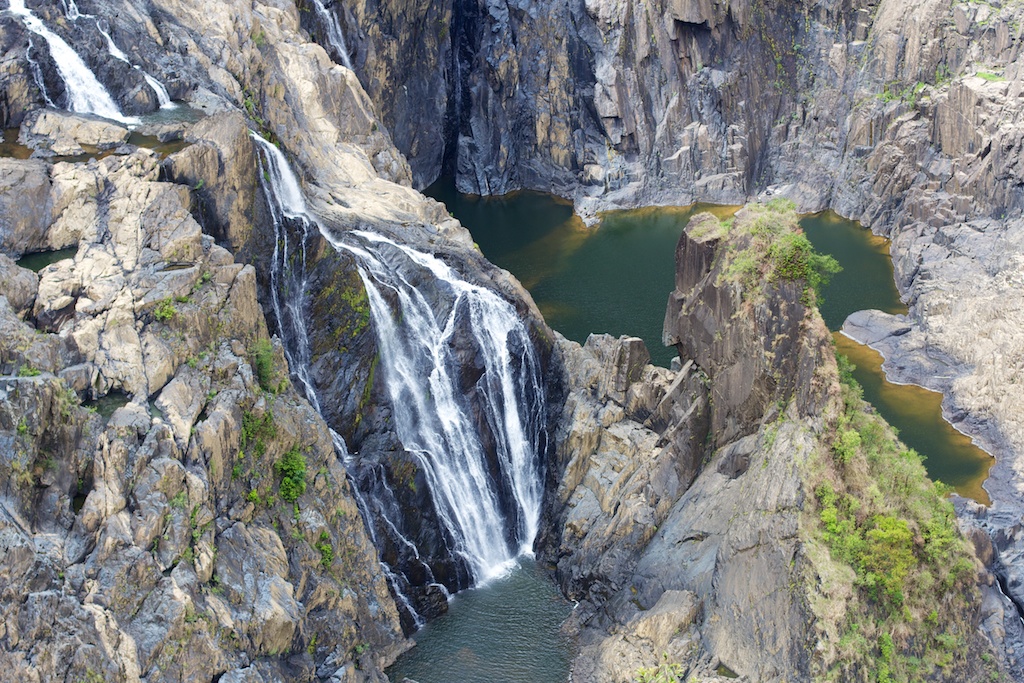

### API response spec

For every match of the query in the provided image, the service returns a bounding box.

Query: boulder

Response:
[19,109,129,156]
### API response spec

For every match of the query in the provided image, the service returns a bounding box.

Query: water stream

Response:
[94,18,174,108]
[252,136,549,633]
[309,0,355,70]
[8,0,135,124]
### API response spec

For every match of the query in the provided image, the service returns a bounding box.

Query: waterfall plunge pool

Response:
[429,182,994,506]
[386,558,573,683]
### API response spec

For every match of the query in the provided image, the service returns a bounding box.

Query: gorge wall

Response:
[337,0,1024,660]
[1,0,1023,680]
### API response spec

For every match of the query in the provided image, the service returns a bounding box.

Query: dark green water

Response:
[84,391,130,420]
[16,247,77,272]
[429,180,735,367]
[386,559,573,683]
[799,212,908,329]
[432,184,993,502]
[802,212,993,504]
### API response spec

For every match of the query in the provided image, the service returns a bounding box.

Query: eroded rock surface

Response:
[0,149,406,682]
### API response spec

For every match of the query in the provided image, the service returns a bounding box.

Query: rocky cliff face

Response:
[0,124,407,681]
[542,206,998,681]
[335,0,1024,659]
[2,0,1023,680]
[0,0,559,677]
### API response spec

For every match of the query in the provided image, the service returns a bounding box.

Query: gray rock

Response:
[19,109,130,156]
[0,255,37,317]
[0,158,52,258]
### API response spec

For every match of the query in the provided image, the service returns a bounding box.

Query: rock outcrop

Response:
[543,206,998,681]
[0,127,407,682]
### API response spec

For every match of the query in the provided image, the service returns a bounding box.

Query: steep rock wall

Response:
[543,206,999,681]
[0,138,406,682]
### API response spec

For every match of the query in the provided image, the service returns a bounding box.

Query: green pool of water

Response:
[801,212,993,504]
[386,559,573,683]
[16,247,77,272]
[429,180,736,367]
[799,211,909,329]
[85,391,130,420]
[432,184,993,502]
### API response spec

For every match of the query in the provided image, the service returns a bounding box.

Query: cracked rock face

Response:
[0,137,407,682]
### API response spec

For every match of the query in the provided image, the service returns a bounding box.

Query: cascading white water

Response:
[252,131,546,596]
[25,36,54,107]
[8,0,135,124]
[94,19,174,108]
[251,133,321,413]
[309,0,355,71]
[334,233,545,582]
[61,0,80,20]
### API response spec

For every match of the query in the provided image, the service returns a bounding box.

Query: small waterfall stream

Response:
[95,18,174,108]
[8,0,134,124]
[309,0,355,71]
[251,135,546,625]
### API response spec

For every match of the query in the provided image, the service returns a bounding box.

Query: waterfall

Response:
[95,19,174,108]
[252,134,321,412]
[26,36,54,107]
[332,232,545,581]
[309,0,355,71]
[62,0,80,20]
[251,132,546,621]
[8,0,135,124]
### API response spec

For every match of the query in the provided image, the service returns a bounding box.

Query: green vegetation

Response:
[716,199,840,304]
[635,655,684,683]
[154,298,177,322]
[252,338,286,394]
[275,445,307,503]
[252,338,275,390]
[169,491,188,509]
[315,530,334,569]
[241,410,277,458]
[808,351,986,681]
[17,365,41,377]
[877,80,928,108]
[976,70,1006,82]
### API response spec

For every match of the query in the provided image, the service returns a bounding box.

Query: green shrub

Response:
[717,201,840,303]
[315,530,334,569]
[276,446,307,502]
[241,410,276,457]
[768,232,841,299]
[154,298,177,322]
[252,338,279,393]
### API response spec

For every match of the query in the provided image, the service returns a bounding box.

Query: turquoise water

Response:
[387,559,573,683]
